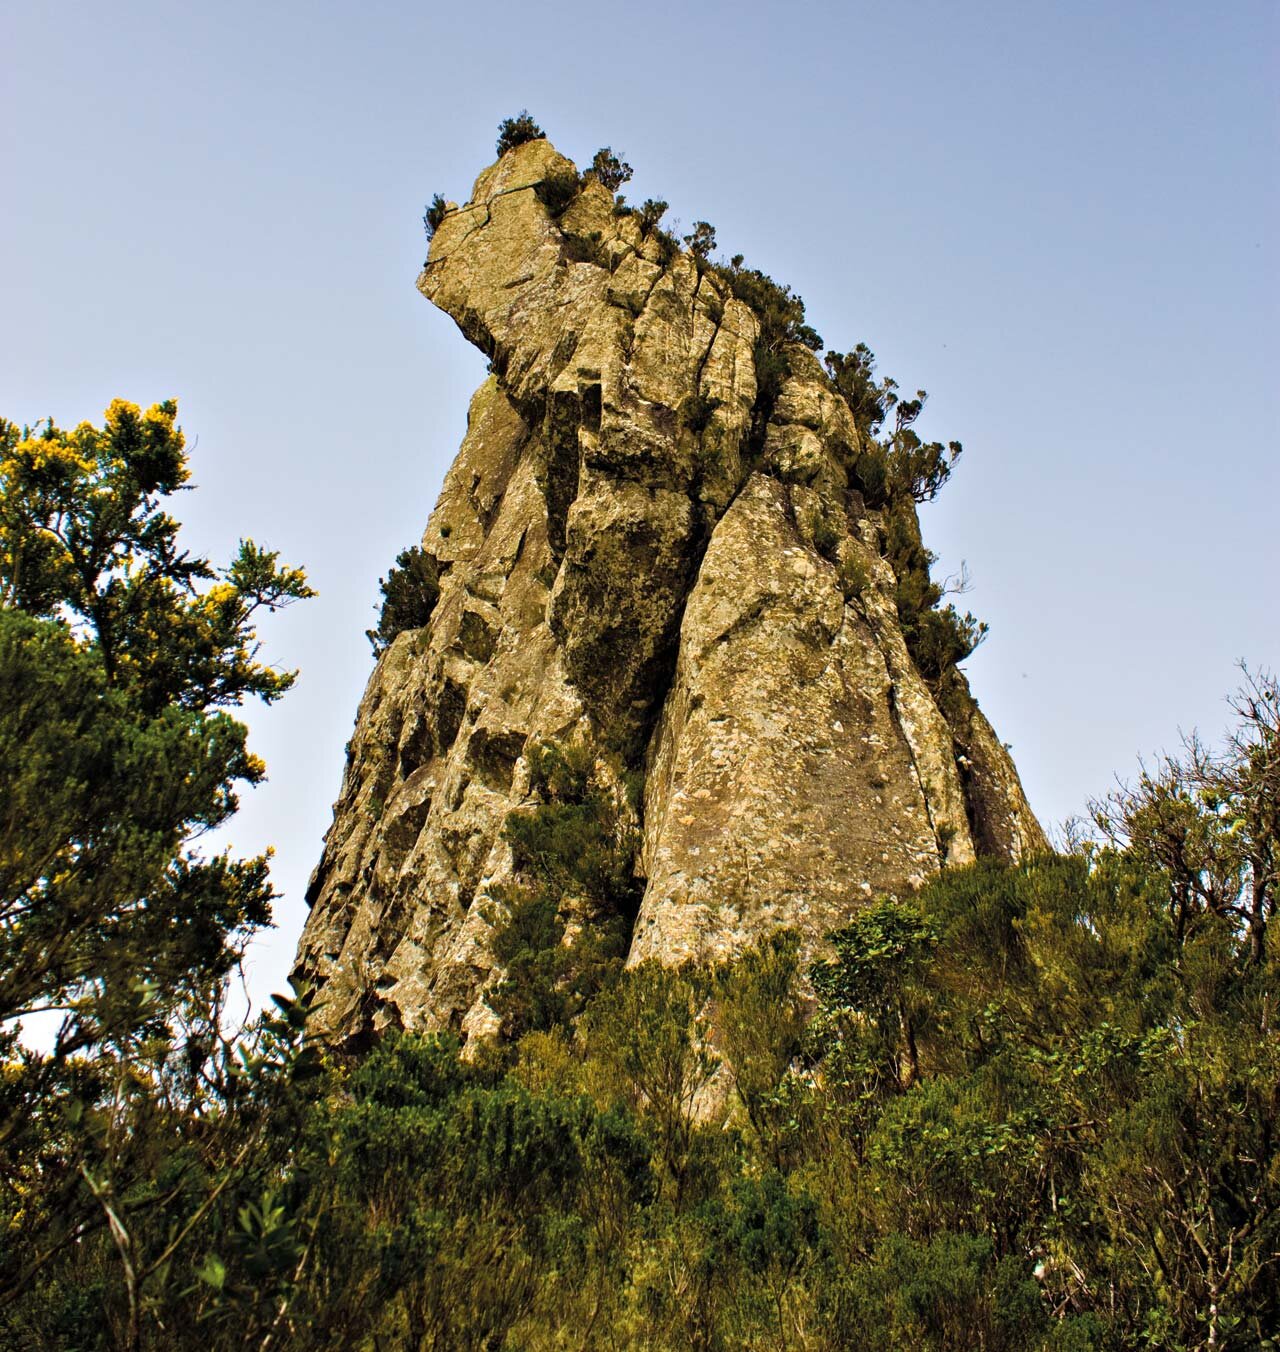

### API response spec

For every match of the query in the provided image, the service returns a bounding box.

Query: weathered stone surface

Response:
[293,138,1046,1046]
[633,473,941,969]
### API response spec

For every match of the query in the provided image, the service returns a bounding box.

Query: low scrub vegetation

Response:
[5,645,1275,1347]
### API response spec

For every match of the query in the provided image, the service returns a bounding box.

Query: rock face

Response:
[293,138,1047,1046]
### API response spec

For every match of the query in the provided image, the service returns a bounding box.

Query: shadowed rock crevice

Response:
[293,137,1046,1046]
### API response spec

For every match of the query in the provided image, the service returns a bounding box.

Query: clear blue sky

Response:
[4,0,1277,1014]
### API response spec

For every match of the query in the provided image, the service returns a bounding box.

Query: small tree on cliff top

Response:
[496,110,545,156]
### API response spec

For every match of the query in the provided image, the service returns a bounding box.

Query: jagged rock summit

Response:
[293,136,1046,1046]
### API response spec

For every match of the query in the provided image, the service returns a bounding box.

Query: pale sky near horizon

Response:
[3,0,1277,1016]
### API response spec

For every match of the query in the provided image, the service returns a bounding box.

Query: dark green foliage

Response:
[1091,669,1278,964]
[589,146,632,193]
[809,831,1279,1349]
[714,932,808,1165]
[822,345,986,683]
[9,688,1277,1348]
[824,345,962,510]
[823,344,887,436]
[637,197,668,236]
[0,401,311,1038]
[1,975,323,1352]
[703,1171,819,1279]
[879,502,988,680]
[423,193,447,240]
[534,160,581,217]
[681,391,722,433]
[276,1031,655,1351]
[683,219,717,261]
[504,740,641,915]
[488,738,642,1039]
[0,401,319,1351]
[825,1233,1049,1352]
[367,544,440,653]
[716,263,823,354]
[495,109,544,156]
[583,963,719,1192]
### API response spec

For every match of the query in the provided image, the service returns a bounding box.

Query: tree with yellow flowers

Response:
[0,400,317,1349]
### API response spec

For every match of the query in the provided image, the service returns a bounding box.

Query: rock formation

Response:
[293,137,1047,1047]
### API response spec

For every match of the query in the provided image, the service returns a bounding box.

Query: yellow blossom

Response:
[104,398,141,429]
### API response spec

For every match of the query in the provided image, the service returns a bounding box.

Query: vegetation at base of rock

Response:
[2,662,1276,1347]
[422,192,447,240]
[495,109,544,157]
[366,544,440,653]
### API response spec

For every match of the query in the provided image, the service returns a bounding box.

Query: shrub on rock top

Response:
[496,110,545,157]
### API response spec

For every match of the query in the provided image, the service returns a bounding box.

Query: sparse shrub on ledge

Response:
[489,737,642,1040]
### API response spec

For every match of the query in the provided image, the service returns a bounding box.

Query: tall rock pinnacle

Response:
[293,137,1047,1046]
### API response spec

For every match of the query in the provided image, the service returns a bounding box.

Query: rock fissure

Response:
[294,137,1047,1046]
[883,678,944,867]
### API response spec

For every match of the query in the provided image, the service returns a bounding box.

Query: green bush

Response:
[637,197,668,237]
[534,161,581,217]
[488,738,642,1040]
[366,544,440,653]
[589,146,632,194]
[423,193,447,241]
[683,219,717,261]
[495,109,544,156]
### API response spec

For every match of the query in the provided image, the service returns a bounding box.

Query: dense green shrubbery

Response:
[488,738,642,1039]
[366,544,440,654]
[4,669,1277,1347]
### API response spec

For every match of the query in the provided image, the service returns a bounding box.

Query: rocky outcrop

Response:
[293,138,1047,1045]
